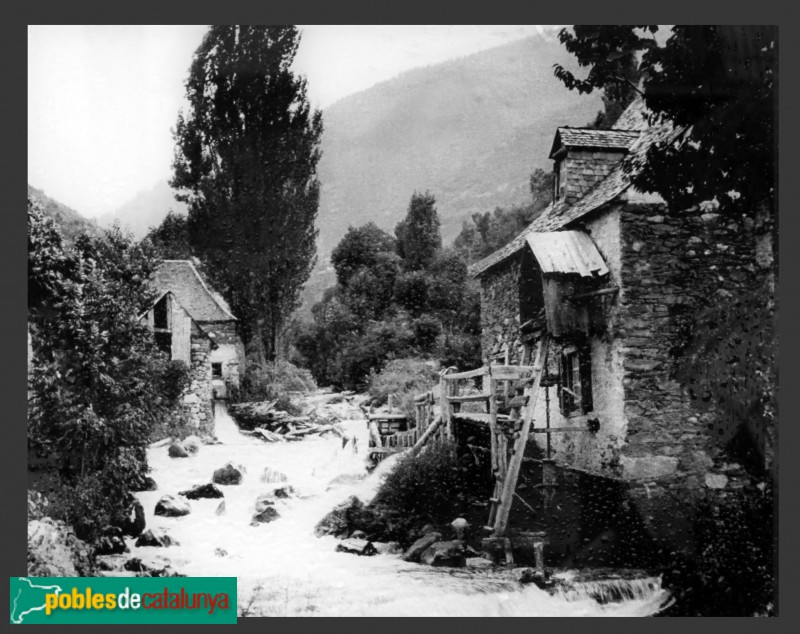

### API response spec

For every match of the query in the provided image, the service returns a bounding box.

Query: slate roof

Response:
[526,231,610,278]
[470,99,679,278]
[549,127,641,158]
[152,260,237,322]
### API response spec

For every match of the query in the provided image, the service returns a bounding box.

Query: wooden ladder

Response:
[489,334,550,538]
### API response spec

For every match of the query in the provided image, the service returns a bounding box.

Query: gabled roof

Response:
[152,260,237,322]
[470,100,678,278]
[549,127,641,158]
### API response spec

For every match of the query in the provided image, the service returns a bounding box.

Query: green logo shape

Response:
[10,577,237,624]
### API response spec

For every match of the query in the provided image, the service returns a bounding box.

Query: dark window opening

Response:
[559,342,593,416]
[212,362,223,378]
[519,247,544,328]
[154,295,170,330]
[155,332,172,357]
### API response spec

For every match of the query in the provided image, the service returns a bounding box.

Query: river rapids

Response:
[130,400,672,617]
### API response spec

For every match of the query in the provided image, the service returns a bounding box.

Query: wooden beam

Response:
[367,413,407,421]
[493,335,550,538]
[530,426,587,434]
[443,366,488,381]
[446,394,490,403]
[452,412,512,425]
[409,414,443,456]
[490,365,535,381]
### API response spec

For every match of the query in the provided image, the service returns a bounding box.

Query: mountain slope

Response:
[315,35,602,260]
[96,180,187,239]
[28,185,103,245]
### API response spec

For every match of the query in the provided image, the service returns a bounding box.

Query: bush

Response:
[371,438,490,528]
[238,358,317,404]
[367,357,440,419]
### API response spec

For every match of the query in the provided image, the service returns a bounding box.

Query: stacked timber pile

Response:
[228,399,348,443]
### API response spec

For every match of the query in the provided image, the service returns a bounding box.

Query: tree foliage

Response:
[331,223,396,288]
[554,25,776,220]
[171,25,323,360]
[142,211,192,260]
[395,192,442,270]
[28,197,189,540]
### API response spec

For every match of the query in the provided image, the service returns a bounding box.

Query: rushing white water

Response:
[131,400,671,617]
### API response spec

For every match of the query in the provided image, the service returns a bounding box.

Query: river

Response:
[131,400,672,617]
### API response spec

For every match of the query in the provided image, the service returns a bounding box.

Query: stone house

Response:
[140,260,244,434]
[469,100,773,546]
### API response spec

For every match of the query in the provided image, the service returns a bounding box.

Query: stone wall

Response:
[181,335,214,435]
[202,320,244,388]
[479,256,522,366]
[614,200,765,547]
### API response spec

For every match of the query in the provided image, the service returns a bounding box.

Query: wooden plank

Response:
[443,366,488,381]
[490,365,535,381]
[446,394,490,403]
[530,426,586,434]
[368,413,407,421]
[409,414,443,455]
[452,412,512,424]
[493,335,550,538]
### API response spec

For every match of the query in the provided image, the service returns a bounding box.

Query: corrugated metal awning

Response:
[525,231,609,278]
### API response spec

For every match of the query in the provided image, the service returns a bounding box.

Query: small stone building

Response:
[141,260,244,434]
[469,100,774,547]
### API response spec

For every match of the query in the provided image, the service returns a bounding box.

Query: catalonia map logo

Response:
[10,577,237,624]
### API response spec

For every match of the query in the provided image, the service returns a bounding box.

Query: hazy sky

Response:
[28,25,559,219]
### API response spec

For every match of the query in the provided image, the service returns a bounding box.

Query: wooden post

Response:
[487,373,501,527]
[493,335,550,538]
[439,370,454,442]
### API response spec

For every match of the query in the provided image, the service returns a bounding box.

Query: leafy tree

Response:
[331,222,396,287]
[28,198,189,540]
[395,192,442,270]
[171,25,323,361]
[553,25,776,224]
[142,211,192,260]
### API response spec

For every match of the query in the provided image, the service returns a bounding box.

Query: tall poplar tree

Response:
[171,25,323,360]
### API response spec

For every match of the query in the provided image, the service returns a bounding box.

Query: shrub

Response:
[367,357,440,419]
[238,358,317,404]
[371,438,490,528]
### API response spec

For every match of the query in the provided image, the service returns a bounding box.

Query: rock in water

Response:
[95,526,129,555]
[214,547,228,557]
[254,493,277,514]
[336,538,377,556]
[213,463,243,485]
[451,517,470,540]
[420,540,466,567]
[273,486,295,499]
[313,495,363,538]
[402,532,442,563]
[27,518,94,576]
[132,475,158,492]
[182,435,202,454]
[261,467,288,483]
[215,501,226,515]
[251,506,280,525]
[136,529,179,548]
[179,483,224,500]
[154,495,191,517]
[112,499,146,538]
[465,557,493,569]
[168,442,189,458]
[373,541,403,555]
[350,530,367,540]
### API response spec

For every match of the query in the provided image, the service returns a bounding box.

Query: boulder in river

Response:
[168,442,189,458]
[95,526,129,556]
[136,529,179,548]
[179,483,224,500]
[182,435,202,454]
[451,517,471,540]
[350,529,367,539]
[373,541,403,555]
[261,467,288,483]
[213,463,244,485]
[420,540,466,567]
[272,486,295,499]
[402,532,442,562]
[465,556,493,569]
[154,495,191,517]
[132,475,158,492]
[254,493,277,514]
[251,506,280,525]
[112,499,146,538]
[336,538,377,556]
[314,495,377,538]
